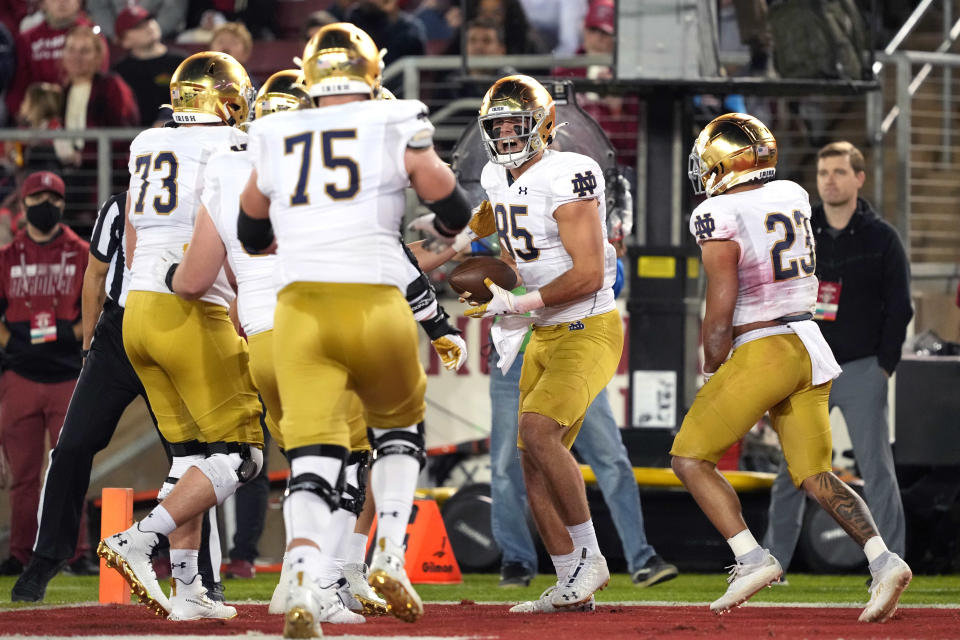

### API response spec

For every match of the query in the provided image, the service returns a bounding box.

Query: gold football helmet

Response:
[301,23,382,99]
[478,75,556,168]
[376,86,396,100]
[170,51,253,127]
[688,112,777,197]
[253,70,311,120]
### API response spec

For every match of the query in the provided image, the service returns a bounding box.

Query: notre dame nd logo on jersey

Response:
[571,170,597,197]
[693,213,716,240]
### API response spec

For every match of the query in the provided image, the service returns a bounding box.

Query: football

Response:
[449,257,518,303]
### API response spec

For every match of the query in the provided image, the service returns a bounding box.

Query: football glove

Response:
[431,333,468,371]
[464,278,543,318]
[154,249,181,292]
[451,200,497,252]
[407,212,457,252]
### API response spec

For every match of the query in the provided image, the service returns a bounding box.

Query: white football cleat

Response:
[368,538,423,622]
[342,563,388,616]
[710,550,783,614]
[510,585,596,614]
[168,576,238,621]
[269,559,290,615]
[317,579,365,624]
[97,524,170,617]
[283,571,323,639]
[859,553,912,623]
[550,548,610,608]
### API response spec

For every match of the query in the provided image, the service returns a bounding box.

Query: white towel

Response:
[787,320,842,385]
[490,316,536,374]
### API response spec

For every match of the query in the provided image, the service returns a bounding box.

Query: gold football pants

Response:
[272,282,425,452]
[518,309,623,450]
[247,328,369,452]
[123,291,263,447]
[670,333,833,486]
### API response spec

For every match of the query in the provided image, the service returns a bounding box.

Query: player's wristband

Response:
[513,291,544,314]
[164,263,179,293]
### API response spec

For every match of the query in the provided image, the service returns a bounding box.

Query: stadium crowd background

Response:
[0,0,958,578]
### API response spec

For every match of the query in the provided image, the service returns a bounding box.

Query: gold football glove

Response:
[431,334,467,371]
[469,200,496,238]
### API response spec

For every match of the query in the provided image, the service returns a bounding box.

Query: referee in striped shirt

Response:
[11,193,223,602]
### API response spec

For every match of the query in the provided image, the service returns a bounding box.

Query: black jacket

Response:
[811,198,912,373]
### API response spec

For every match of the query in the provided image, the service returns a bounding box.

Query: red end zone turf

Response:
[0,603,957,639]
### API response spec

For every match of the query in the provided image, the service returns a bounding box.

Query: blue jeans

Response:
[489,348,657,575]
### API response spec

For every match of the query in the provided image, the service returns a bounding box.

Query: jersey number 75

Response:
[284,130,359,205]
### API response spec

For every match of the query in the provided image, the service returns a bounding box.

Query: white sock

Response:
[347,533,368,565]
[550,549,580,581]
[170,548,199,585]
[284,456,341,546]
[315,508,355,585]
[727,529,762,561]
[863,536,888,565]
[205,507,222,583]
[566,519,601,556]
[139,505,177,537]
[287,544,323,583]
[370,427,420,549]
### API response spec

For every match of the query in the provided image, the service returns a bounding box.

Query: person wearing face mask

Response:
[0,171,89,576]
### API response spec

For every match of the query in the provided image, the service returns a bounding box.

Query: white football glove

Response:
[154,249,181,292]
[407,213,459,253]
[464,278,543,318]
[431,333,468,371]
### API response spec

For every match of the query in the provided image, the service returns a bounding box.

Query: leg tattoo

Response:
[806,472,879,547]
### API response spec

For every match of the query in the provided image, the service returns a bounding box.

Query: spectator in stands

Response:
[302,11,336,42]
[86,0,186,41]
[112,5,186,127]
[450,17,515,96]
[210,21,252,65]
[554,0,638,168]
[0,170,88,576]
[414,0,458,42]
[347,0,426,67]
[732,0,774,76]
[519,0,587,55]
[58,25,138,229]
[184,0,275,40]
[449,0,543,55]
[5,0,108,119]
[174,8,226,45]
[10,83,65,174]
[763,141,912,577]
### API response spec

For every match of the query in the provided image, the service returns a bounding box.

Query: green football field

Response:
[2,572,958,609]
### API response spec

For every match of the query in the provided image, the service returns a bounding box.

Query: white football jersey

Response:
[246,99,434,291]
[689,180,818,325]
[127,125,243,308]
[481,150,617,325]
[203,149,277,336]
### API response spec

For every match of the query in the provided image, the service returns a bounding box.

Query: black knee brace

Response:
[367,424,426,470]
[340,450,371,516]
[284,445,349,511]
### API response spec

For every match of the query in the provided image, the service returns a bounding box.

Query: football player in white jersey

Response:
[460,75,623,610]
[671,113,911,621]
[97,52,264,622]
[237,24,470,635]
